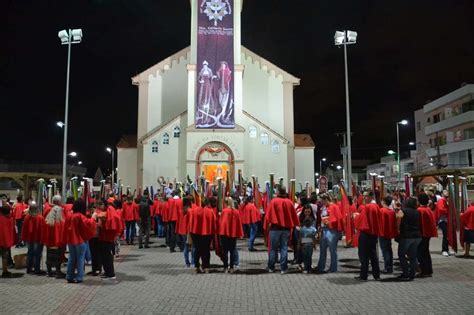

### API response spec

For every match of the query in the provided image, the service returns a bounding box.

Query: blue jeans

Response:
[268,229,290,271]
[317,228,340,272]
[301,243,313,272]
[234,247,240,266]
[85,241,91,262]
[155,216,165,237]
[180,235,196,266]
[125,220,137,243]
[16,219,23,245]
[379,237,393,272]
[438,221,449,252]
[26,242,43,273]
[67,243,87,282]
[248,223,258,250]
[398,238,421,279]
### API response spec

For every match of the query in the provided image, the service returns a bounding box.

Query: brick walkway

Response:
[2,235,474,314]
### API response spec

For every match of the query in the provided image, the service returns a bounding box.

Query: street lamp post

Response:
[58,29,83,200]
[396,120,408,189]
[335,30,357,196]
[106,147,115,186]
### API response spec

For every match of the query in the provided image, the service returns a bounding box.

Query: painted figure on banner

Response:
[198,60,216,123]
[216,61,233,124]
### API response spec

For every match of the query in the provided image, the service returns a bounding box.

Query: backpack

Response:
[139,201,151,218]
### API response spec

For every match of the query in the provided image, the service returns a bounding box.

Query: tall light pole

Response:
[58,29,83,200]
[396,119,409,189]
[320,157,327,176]
[335,30,357,196]
[106,147,115,186]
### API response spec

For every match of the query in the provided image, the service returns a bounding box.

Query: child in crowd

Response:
[298,218,317,274]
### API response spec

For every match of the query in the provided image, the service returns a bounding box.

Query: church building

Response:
[117,0,315,191]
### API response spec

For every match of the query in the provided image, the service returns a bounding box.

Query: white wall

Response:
[294,148,315,186]
[117,148,137,191]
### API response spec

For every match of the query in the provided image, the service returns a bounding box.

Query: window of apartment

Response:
[271,140,280,153]
[416,121,421,132]
[162,133,170,145]
[433,113,441,123]
[151,141,159,153]
[464,127,474,140]
[249,126,257,139]
[462,100,474,113]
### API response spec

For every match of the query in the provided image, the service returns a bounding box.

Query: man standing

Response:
[354,191,382,281]
[435,190,451,256]
[138,195,152,249]
[264,187,299,274]
[379,196,398,274]
[417,193,438,277]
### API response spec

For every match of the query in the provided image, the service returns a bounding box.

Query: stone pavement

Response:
[1,235,474,315]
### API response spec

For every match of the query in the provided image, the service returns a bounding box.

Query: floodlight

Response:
[400,120,409,125]
[71,29,83,42]
[334,31,345,45]
[347,30,358,43]
[58,30,69,44]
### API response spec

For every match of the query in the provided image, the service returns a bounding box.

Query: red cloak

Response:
[14,202,27,220]
[461,206,474,230]
[122,202,137,221]
[167,198,182,222]
[379,207,398,239]
[327,203,344,232]
[188,206,216,236]
[0,215,16,248]
[435,197,448,221]
[21,214,45,243]
[175,209,189,235]
[219,208,244,238]
[98,206,123,242]
[63,213,97,245]
[418,206,438,238]
[42,212,66,248]
[63,204,73,217]
[354,203,381,236]
[264,197,300,230]
[240,203,261,225]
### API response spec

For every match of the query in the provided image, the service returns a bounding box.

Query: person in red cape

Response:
[0,204,16,278]
[96,199,122,280]
[241,196,261,251]
[435,190,450,256]
[417,193,438,277]
[22,202,46,275]
[63,199,96,283]
[42,195,67,278]
[188,197,217,274]
[112,199,124,257]
[123,196,138,245]
[63,197,74,217]
[13,195,27,248]
[152,194,164,238]
[316,194,343,273]
[460,202,474,257]
[354,191,382,281]
[219,197,244,273]
[43,200,52,218]
[264,186,299,274]
[176,195,195,267]
[378,196,398,274]
[167,192,182,252]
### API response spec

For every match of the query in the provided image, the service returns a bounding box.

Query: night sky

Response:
[3,0,474,176]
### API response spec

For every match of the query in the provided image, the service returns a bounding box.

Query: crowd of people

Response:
[1,183,473,283]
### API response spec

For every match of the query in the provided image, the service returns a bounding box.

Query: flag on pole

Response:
[447,176,458,253]
[37,179,45,214]
[269,174,275,201]
[339,183,353,246]
[289,179,296,203]
[217,178,224,213]
[226,170,231,196]
[404,174,411,198]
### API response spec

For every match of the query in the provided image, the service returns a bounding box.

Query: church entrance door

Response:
[196,142,234,184]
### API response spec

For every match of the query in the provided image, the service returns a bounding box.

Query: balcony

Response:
[426,138,474,157]
[425,110,474,135]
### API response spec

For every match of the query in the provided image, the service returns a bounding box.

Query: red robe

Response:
[219,208,244,238]
[461,206,474,230]
[21,214,45,243]
[175,209,190,235]
[326,203,344,232]
[379,207,398,239]
[167,198,182,222]
[122,202,137,221]
[0,215,16,248]
[43,202,52,216]
[42,213,66,248]
[418,206,438,238]
[188,206,216,235]
[354,203,381,236]
[264,197,300,230]
[63,213,97,245]
[161,200,171,223]
[63,204,73,217]
[98,206,123,242]
[435,197,448,221]
[240,203,261,225]
[13,202,27,220]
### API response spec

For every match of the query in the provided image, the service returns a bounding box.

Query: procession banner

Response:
[196,0,235,128]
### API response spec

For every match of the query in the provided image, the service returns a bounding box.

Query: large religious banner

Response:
[195,0,235,129]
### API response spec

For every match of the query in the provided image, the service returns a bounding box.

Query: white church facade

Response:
[117,0,315,191]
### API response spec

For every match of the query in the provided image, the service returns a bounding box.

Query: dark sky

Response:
[3,0,474,176]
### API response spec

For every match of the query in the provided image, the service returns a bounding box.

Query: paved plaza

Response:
[1,235,474,314]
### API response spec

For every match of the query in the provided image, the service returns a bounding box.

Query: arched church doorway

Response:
[196,142,234,184]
